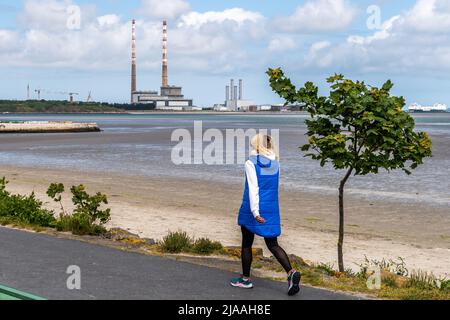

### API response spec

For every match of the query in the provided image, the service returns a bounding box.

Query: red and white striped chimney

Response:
[162,20,168,87]
[131,19,137,103]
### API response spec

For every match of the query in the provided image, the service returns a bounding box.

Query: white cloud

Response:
[18,0,71,31]
[303,0,450,74]
[170,9,266,72]
[0,0,268,75]
[178,8,264,29]
[1,0,132,69]
[140,0,190,20]
[268,36,297,52]
[305,41,333,68]
[97,14,121,28]
[176,8,267,51]
[0,30,18,52]
[402,0,450,33]
[275,0,357,33]
[17,0,97,31]
[348,16,400,45]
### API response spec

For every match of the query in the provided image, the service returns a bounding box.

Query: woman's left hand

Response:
[255,216,266,224]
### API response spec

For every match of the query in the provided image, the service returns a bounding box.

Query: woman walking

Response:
[231,134,301,296]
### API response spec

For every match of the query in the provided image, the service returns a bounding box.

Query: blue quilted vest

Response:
[238,155,281,238]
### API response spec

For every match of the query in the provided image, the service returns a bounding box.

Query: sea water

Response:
[0,113,449,207]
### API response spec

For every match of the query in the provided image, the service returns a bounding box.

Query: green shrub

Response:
[316,263,337,277]
[70,185,111,225]
[407,270,442,290]
[55,213,107,236]
[191,238,223,255]
[47,183,66,215]
[160,231,193,253]
[48,183,111,236]
[440,280,450,292]
[0,177,56,227]
[54,214,72,232]
[383,273,399,288]
[0,177,110,236]
[344,268,357,278]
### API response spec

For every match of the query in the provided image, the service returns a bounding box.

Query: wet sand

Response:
[2,165,449,277]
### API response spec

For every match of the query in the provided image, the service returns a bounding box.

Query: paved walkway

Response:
[0,227,359,300]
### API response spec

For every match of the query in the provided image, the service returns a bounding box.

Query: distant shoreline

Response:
[1,112,127,115]
[2,111,449,116]
[127,111,311,115]
[1,111,311,116]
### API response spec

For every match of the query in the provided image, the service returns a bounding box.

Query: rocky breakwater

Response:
[0,121,101,133]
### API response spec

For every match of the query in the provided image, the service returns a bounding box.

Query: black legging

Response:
[241,226,292,278]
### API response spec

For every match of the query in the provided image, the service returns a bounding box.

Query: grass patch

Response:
[243,251,449,300]
[0,216,46,233]
[378,286,450,300]
[55,213,107,236]
[191,238,223,255]
[316,263,338,277]
[297,258,449,300]
[159,231,225,256]
[159,231,193,253]
[406,270,445,290]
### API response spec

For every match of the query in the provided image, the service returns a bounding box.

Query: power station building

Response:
[130,20,193,110]
[224,79,255,111]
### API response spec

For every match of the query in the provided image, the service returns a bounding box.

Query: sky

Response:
[0,0,449,107]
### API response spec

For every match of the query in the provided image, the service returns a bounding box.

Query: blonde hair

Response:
[251,134,279,159]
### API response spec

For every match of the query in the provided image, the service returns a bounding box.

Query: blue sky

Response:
[1,0,449,107]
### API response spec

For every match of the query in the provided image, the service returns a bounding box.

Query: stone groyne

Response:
[0,121,101,133]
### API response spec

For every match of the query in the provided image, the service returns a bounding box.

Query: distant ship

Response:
[409,103,448,113]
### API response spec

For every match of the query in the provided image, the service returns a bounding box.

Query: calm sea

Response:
[1,113,449,207]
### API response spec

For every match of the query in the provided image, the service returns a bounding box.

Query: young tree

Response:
[70,185,111,225]
[267,69,433,272]
[47,183,66,215]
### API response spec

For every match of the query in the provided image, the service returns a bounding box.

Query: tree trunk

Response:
[338,167,353,273]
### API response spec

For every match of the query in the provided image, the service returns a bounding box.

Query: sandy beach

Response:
[2,164,449,277]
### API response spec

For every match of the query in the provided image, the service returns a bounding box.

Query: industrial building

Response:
[223,79,255,111]
[130,20,193,110]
